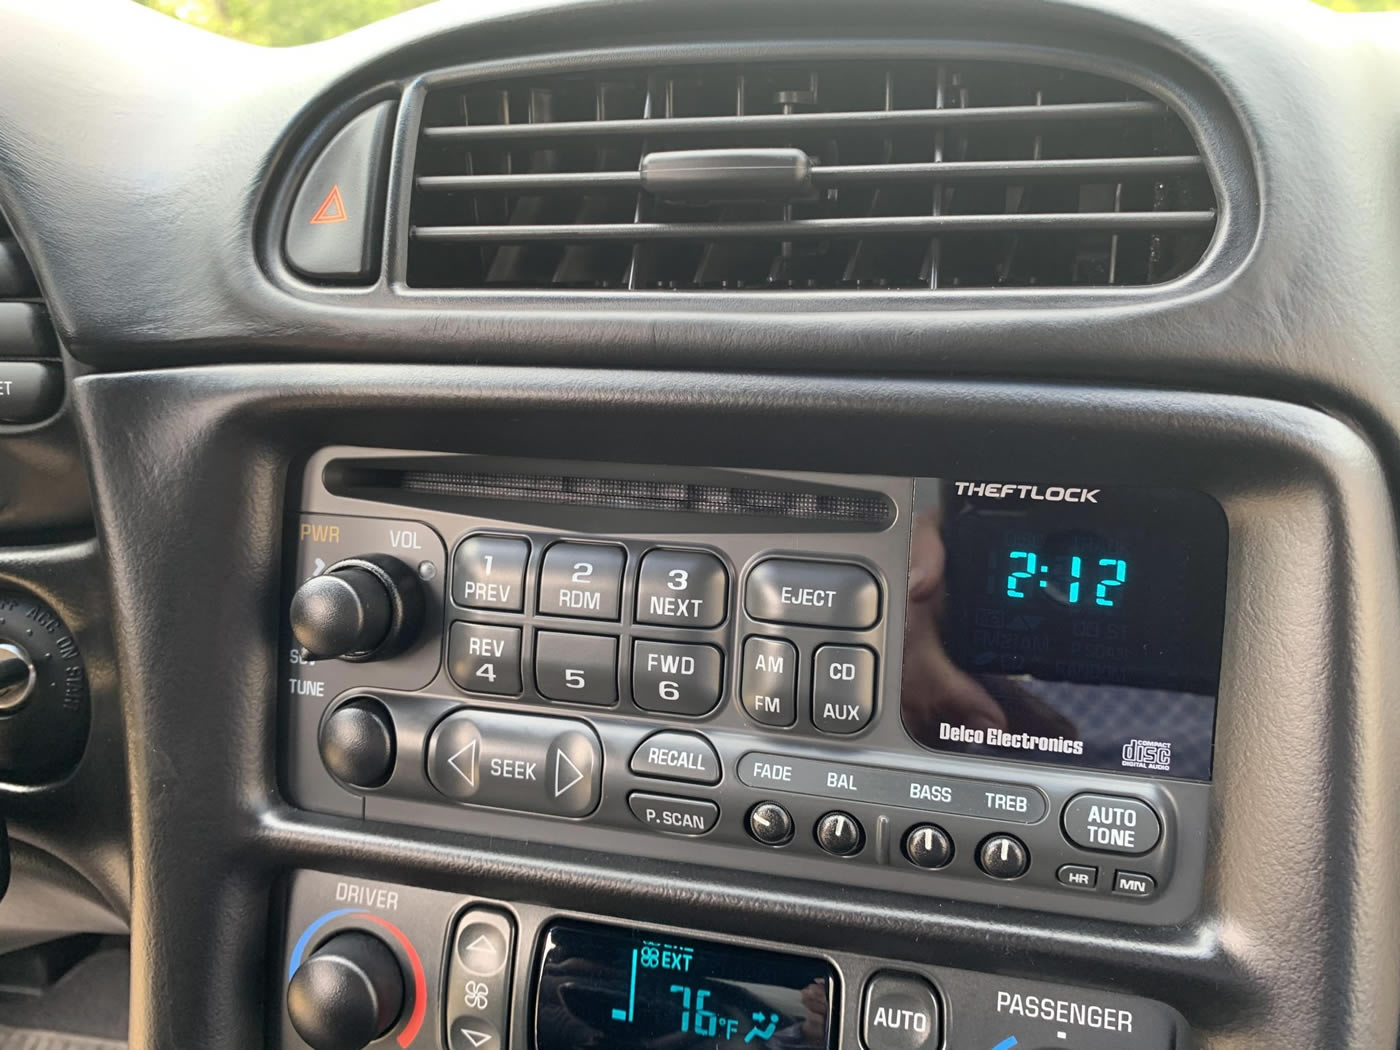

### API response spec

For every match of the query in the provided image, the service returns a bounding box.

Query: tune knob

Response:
[290,555,424,662]
[287,931,405,1050]
[319,697,396,789]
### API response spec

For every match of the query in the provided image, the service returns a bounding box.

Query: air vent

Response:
[408,55,1218,291]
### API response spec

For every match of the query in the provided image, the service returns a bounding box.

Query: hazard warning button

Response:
[284,100,394,280]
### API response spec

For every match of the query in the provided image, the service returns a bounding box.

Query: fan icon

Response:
[463,981,490,1010]
[639,946,661,969]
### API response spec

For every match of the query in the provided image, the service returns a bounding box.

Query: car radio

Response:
[280,449,1225,924]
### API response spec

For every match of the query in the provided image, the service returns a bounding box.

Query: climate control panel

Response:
[277,869,1191,1050]
[280,450,1217,924]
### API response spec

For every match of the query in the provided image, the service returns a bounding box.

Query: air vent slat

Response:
[414,210,1216,243]
[408,55,1218,291]
[422,99,1168,143]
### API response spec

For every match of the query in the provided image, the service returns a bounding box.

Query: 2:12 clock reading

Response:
[1004,550,1129,607]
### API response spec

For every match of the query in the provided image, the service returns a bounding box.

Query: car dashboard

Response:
[1,1,1400,1049]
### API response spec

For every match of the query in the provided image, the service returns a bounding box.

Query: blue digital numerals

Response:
[1005,551,1127,607]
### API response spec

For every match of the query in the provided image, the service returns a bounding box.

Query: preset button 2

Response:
[632,641,723,716]
[635,549,727,628]
[538,543,625,620]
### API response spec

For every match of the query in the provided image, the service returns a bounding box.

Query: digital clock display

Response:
[534,920,837,1050]
[901,480,1228,781]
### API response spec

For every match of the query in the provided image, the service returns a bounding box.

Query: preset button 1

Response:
[538,542,625,620]
[632,640,723,716]
[426,709,601,817]
[454,535,529,611]
[635,549,727,628]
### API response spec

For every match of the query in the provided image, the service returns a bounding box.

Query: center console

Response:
[281,450,1225,927]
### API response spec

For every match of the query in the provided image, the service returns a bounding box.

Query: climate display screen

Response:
[534,920,837,1050]
[901,480,1228,781]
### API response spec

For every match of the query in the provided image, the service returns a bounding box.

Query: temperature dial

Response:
[287,931,405,1050]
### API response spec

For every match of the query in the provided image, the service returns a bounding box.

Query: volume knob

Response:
[290,555,424,662]
[287,931,405,1050]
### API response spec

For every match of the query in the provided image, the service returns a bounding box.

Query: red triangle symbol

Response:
[309,184,349,225]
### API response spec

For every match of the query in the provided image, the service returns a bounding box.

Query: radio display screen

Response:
[901,480,1228,781]
[534,920,837,1050]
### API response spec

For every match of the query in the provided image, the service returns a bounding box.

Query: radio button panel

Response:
[282,452,1210,925]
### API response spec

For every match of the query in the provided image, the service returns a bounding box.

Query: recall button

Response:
[628,792,719,836]
[744,558,880,629]
[1062,793,1162,855]
[629,731,721,785]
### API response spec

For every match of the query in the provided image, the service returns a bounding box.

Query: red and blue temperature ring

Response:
[288,908,428,1048]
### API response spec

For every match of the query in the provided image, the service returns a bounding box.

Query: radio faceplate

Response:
[282,449,1216,925]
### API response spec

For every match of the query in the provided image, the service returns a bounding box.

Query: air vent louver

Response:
[408,56,1218,291]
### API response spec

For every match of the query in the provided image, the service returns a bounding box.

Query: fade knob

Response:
[287,930,405,1050]
[290,555,423,662]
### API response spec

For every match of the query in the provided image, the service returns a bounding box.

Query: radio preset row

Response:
[282,453,1222,924]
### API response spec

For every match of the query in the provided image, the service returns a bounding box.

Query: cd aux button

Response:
[745,559,880,629]
[1062,793,1162,855]
[811,644,876,734]
[629,730,721,785]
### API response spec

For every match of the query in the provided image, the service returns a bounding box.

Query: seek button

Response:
[629,731,721,785]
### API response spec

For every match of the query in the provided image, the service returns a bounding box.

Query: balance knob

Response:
[287,931,405,1050]
[290,555,423,662]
